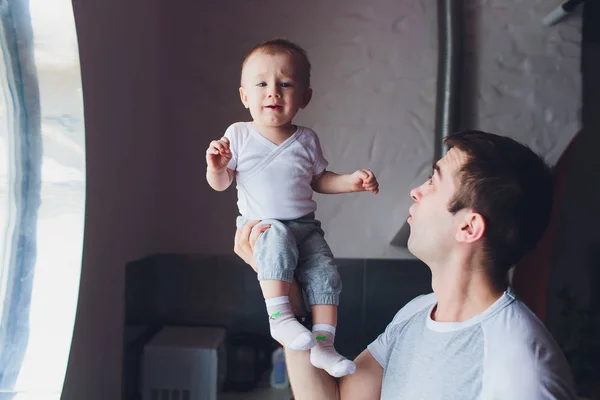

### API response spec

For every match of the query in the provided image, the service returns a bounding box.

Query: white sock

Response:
[266,296,315,350]
[309,324,356,377]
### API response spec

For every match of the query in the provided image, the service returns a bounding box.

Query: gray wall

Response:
[155,0,581,259]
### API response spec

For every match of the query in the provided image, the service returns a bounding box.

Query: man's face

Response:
[239,51,311,129]
[407,148,468,262]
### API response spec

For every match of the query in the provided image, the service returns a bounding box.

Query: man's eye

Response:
[257,82,266,87]
[280,82,292,87]
[427,176,433,184]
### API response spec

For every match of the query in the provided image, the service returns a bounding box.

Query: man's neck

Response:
[430,259,504,323]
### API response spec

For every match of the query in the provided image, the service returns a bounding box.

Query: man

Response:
[234,131,577,399]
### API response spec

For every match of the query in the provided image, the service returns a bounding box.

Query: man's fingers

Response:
[241,220,260,246]
[233,226,243,253]
[237,222,254,253]
[249,224,270,247]
[234,220,269,253]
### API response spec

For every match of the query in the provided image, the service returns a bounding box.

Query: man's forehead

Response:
[436,148,468,179]
[440,147,467,166]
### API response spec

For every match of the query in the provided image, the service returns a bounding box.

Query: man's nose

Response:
[410,187,421,202]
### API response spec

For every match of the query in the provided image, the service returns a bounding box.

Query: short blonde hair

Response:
[241,38,311,87]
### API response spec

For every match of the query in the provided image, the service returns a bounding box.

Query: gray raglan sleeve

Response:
[367,293,434,367]
[367,319,396,367]
[480,306,579,400]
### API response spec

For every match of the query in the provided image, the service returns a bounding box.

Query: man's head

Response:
[407,130,553,287]
[239,39,312,129]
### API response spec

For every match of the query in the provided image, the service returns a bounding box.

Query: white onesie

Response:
[225,122,328,220]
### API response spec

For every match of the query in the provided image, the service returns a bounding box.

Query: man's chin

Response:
[406,236,421,258]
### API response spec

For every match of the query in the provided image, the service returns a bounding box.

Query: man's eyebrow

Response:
[432,162,442,179]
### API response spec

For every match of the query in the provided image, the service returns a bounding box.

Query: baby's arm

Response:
[206,168,234,191]
[309,131,378,195]
[206,137,234,191]
[312,169,379,195]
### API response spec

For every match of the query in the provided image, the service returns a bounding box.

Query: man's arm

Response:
[285,347,383,400]
[339,350,384,399]
[233,221,384,400]
[275,267,384,400]
[284,349,339,399]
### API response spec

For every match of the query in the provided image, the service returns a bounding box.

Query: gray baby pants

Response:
[236,213,342,306]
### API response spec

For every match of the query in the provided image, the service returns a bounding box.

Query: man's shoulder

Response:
[482,294,561,349]
[481,295,576,396]
[389,293,437,325]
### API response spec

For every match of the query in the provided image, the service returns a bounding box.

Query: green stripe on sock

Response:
[316,335,327,341]
[271,311,281,318]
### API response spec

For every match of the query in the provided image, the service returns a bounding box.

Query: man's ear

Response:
[300,87,313,109]
[456,212,485,243]
[239,86,249,109]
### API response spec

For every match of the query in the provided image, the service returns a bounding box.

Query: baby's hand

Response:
[206,137,232,172]
[350,169,379,194]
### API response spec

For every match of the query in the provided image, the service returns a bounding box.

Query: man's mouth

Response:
[265,105,282,110]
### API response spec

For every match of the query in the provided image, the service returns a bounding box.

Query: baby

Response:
[205,39,379,377]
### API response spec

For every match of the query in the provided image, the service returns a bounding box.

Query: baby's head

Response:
[242,39,311,88]
[239,39,313,129]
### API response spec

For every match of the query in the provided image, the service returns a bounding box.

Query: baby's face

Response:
[239,51,311,130]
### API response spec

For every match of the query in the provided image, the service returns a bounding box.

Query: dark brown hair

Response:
[241,38,311,87]
[445,130,554,287]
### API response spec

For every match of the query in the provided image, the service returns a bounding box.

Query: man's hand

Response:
[234,221,308,317]
[206,136,232,172]
[348,169,379,194]
[233,220,270,271]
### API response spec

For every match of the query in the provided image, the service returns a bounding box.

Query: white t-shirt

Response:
[224,122,328,220]
[368,289,578,400]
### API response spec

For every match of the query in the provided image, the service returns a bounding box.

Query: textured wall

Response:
[157,0,581,259]
[463,0,581,165]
